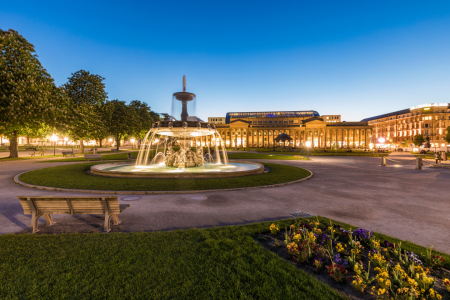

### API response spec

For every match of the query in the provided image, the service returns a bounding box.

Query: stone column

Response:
[359,129,362,148]
[340,129,343,148]
[240,129,243,147]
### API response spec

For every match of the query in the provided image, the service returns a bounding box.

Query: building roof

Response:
[360,108,410,122]
[225,110,320,123]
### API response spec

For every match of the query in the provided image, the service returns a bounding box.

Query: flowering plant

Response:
[352,261,375,293]
[313,258,324,271]
[369,252,389,269]
[443,278,450,293]
[353,228,373,242]
[269,223,279,235]
[326,263,348,282]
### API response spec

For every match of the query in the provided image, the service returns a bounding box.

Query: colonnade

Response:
[215,127,373,148]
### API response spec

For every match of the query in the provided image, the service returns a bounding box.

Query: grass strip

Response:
[18,162,311,191]
[227,153,308,160]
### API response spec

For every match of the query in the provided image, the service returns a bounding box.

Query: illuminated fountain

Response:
[90,76,263,178]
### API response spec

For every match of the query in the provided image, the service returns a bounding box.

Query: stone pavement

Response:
[1,156,449,254]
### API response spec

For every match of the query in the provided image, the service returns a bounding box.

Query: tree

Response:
[64,70,107,153]
[0,29,65,157]
[128,100,158,141]
[400,138,409,147]
[104,100,136,150]
[413,134,425,147]
[444,126,450,145]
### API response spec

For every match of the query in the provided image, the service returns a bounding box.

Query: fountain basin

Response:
[90,160,264,179]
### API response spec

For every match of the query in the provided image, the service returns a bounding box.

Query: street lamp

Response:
[305,141,312,158]
[51,134,58,156]
[64,137,69,148]
[131,138,135,150]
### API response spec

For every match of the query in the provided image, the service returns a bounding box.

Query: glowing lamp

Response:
[64,137,69,141]
[51,134,58,142]
[378,137,386,144]
[305,141,312,147]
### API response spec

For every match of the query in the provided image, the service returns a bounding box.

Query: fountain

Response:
[90,76,264,178]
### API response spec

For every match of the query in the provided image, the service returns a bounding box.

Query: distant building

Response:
[212,110,370,148]
[208,117,226,124]
[361,103,450,148]
[322,115,341,123]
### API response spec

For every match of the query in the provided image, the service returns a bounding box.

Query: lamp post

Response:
[64,137,69,148]
[131,139,135,150]
[51,134,58,156]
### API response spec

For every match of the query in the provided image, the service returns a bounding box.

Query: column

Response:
[359,129,362,148]
[340,129,343,148]
[240,129,243,147]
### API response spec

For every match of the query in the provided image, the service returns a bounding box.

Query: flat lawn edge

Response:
[16,162,312,192]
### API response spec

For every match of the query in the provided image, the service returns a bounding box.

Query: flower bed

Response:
[260,219,450,300]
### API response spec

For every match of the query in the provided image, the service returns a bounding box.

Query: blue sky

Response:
[1,1,450,121]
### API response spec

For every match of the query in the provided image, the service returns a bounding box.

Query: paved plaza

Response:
[1,154,449,254]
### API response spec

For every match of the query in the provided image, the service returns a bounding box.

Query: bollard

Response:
[127,153,132,160]
[415,157,422,170]
[381,156,386,166]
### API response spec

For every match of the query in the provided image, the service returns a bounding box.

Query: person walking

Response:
[435,152,440,164]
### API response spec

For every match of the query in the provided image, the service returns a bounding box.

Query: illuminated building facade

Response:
[214,111,372,148]
[362,103,450,148]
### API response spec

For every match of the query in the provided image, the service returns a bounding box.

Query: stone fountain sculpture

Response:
[134,76,228,168]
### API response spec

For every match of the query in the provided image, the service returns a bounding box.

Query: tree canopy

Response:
[0,29,67,157]
[413,134,425,147]
[104,100,136,150]
[445,127,450,145]
[64,69,107,152]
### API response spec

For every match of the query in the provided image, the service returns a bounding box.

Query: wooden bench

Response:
[17,196,130,233]
[84,154,102,161]
[62,150,75,157]
[25,147,37,151]
[30,150,45,157]
[111,149,119,152]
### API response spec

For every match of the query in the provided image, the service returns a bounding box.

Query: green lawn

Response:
[41,151,140,162]
[1,217,448,299]
[0,220,344,300]
[227,153,308,160]
[18,162,311,191]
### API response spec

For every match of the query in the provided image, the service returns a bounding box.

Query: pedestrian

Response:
[438,152,442,163]
[435,152,440,164]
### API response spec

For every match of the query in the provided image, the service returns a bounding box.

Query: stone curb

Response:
[13,168,314,195]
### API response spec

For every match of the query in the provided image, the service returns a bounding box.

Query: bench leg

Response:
[31,213,41,233]
[104,214,112,232]
[112,214,121,225]
[44,214,55,225]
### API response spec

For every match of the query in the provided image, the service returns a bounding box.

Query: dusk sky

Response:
[1,1,450,121]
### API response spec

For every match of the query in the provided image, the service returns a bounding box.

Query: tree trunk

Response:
[80,139,85,153]
[27,136,30,145]
[99,139,103,147]
[116,136,120,151]
[10,131,19,158]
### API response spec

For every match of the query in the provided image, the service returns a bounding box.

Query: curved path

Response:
[1,156,449,254]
